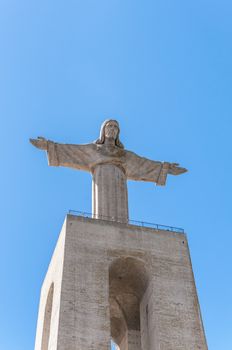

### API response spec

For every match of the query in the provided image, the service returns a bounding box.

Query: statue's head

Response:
[95,119,124,148]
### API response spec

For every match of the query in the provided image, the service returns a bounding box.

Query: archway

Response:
[111,339,120,349]
[109,257,149,350]
[41,283,54,350]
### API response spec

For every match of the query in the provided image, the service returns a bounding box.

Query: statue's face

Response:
[104,121,119,140]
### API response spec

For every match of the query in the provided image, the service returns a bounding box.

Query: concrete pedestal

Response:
[34,215,207,350]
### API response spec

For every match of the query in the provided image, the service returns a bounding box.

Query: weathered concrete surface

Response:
[34,215,207,350]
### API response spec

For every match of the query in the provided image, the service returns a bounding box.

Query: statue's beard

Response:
[105,131,117,139]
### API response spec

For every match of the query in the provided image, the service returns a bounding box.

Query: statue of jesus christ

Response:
[30,119,187,223]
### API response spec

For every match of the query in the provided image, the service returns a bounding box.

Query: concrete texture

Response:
[34,215,207,350]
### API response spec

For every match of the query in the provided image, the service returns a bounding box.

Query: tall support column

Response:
[92,164,129,223]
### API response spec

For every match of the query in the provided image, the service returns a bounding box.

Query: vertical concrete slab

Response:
[34,220,67,350]
[57,218,111,350]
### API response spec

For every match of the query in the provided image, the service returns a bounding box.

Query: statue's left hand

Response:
[30,137,48,150]
[168,163,187,175]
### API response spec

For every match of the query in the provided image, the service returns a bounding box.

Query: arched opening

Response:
[111,339,120,349]
[41,283,54,350]
[109,257,149,350]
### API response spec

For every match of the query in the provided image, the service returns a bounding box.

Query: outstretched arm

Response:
[156,162,187,186]
[30,137,94,172]
[30,137,60,166]
[125,150,187,186]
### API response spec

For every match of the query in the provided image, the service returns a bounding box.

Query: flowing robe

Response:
[46,141,171,223]
[47,141,169,185]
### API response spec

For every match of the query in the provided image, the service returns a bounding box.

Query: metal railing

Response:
[68,210,184,233]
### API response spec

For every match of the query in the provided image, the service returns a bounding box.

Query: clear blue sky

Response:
[0,1,231,349]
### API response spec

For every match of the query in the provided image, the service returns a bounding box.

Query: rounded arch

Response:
[41,283,54,350]
[111,339,120,349]
[109,257,149,347]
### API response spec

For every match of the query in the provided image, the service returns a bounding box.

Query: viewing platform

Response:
[68,209,184,233]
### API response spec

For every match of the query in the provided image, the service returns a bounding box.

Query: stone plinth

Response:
[34,215,207,350]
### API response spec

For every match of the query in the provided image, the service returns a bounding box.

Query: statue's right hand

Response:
[30,137,48,150]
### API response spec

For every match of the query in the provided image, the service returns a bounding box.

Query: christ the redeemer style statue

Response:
[30,119,187,223]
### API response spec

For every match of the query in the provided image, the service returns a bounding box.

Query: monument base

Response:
[34,215,207,350]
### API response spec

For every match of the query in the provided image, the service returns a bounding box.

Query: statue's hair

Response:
[95,119,124,149]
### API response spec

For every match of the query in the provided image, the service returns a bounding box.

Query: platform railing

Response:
[68,210,184,233]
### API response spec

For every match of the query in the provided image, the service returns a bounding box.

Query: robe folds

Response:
[47,141,170,186]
